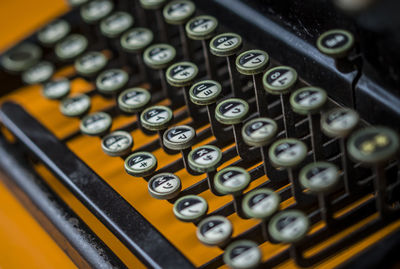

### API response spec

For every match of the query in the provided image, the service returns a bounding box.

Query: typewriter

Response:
[1,0,400,268]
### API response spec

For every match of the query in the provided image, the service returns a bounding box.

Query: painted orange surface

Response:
[0,1,76,268]
[0,180,77,269]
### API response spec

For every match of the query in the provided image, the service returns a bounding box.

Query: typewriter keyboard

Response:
[1,0,400,268]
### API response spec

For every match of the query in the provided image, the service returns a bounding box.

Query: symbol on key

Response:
[209,33,243,97]
[163,0,196,60]
[125,151,158,180]
[186,15,218,79]
[148,172,182,200]
[188,145,222,195]
[290,87,328,161]
[101,130,133,157]
[173,195,208,223]
[214,166,251,219]
[223,240,262,269]
[263,66,298,137]
[197,215,233,247]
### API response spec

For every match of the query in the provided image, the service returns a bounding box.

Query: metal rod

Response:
[340,137,355,194]
[308,113,324,162]
[206,170,223,196]
[178,24,191,60]
[226,55,242,97]
[253,73,270,117]
[281,94,296,138]
[201,39,217,80]
[155,9,169,43]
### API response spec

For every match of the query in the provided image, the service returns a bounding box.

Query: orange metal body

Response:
[0,1,400,268]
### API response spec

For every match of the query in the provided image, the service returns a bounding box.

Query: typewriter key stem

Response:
[253,73,270,117]
[227,55,242,97]
[179,24,191,60]
[308,113,324,162]
[201,39,217,80]
[206,103,229,142]
[156,9,169,43]
[281,94,296,138]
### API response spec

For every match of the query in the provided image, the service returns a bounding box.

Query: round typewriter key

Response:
[242,118,277,147]
[141,105,174,153]
[101,130,133,157]
[186,15,218,79]
[321,107,359,193]
[173,195,208,222]
[236,49,269,76]
[263,66,298,95]
[269,138,308,203]
[317,29,354,58]
[186,15,217,41]
[68,0,88,7]
[1,43,42,73]
[166,62,202,120]
[140,0,166,9]
[236,49,270,117]
[124,151,157,178]
[348,127,399,165]
[188,145,222,173]
[143,44,176,98]
[291,87,328,161]
[263,66,298,137]
[166,61,198,87]
[300,162,339,226]
[163,0,196,59]
[210,32,243,97]
[121,27,153,81]
[269,138,307,168]
[121,27,153,53]
[215,167,251,218]
[60,94,91,117]
[21,61,54,84]
[216,98,249,159]
[269,210,309,265]
[290,87,327,115]
[269,210,309,243]
[81,0,114,24]
[188,145,222,195]
[348,127,399,216]
[197,215,233,247]
[163,125,198,175]
[100,11,133,39]
[42,78,70,100]
[189,80,221,105]
[216,98,248,126]
[321,107,359,138]
[163,0,195,24]
[80,112,112,136]
[210,32,242,57]
[163,125,196,151]
[223,240,262,269]
[96,68,129,96]
[75,51,108,77]
[242,118,278,179]
[37,19,71,46]
[118,87,151,114]
[242,188,280,219]
[148,173,181,200]
[189,80,226,141]
[55,34,88,61]
[242,188,280,240]
[300,162,340,193]
[139,0,168,42]
[140,105,173,131]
